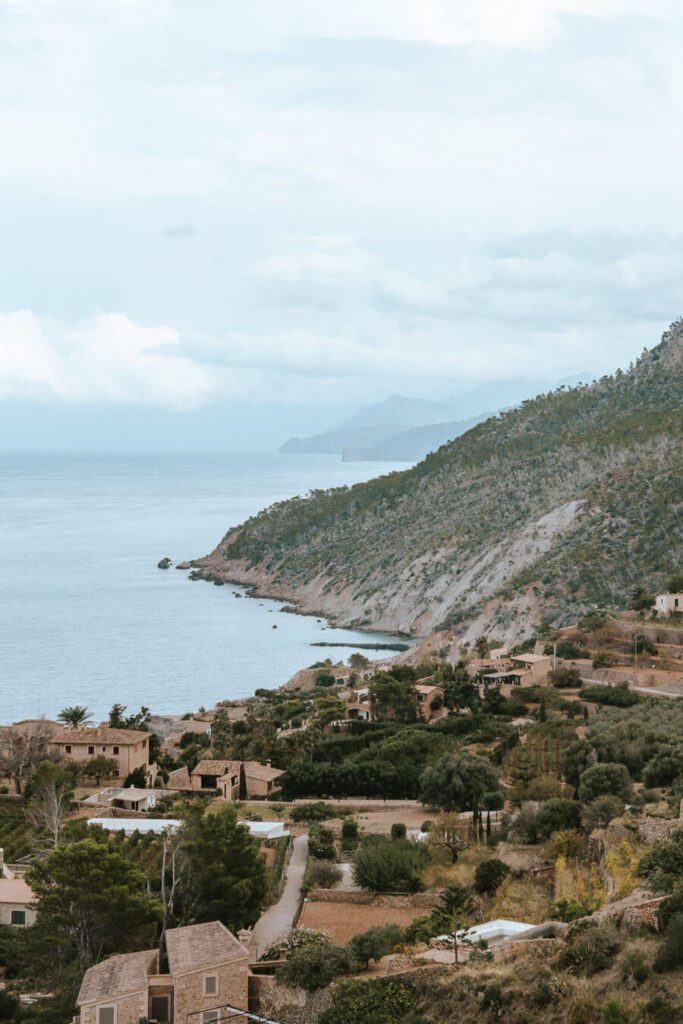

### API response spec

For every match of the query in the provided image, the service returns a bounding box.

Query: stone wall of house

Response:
[0,903,36,927]
[307,890,441,909]
[80,991,147,1024]
[174,958,250,1021]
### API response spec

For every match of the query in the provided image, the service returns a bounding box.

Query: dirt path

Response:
[249,833,308,961]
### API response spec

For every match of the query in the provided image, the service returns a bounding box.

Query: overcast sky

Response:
[1,0,682,448]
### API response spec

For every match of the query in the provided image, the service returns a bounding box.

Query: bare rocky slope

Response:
[193,322,683,642]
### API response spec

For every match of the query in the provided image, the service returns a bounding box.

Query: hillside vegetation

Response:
[195,322,683,639]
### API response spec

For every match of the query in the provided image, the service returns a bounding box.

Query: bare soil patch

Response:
[299,899,422,944]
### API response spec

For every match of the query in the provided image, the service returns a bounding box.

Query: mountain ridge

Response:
[194,322,683,642]
[279,378,558,459]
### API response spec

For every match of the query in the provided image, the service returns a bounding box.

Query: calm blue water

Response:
[0,452,406,723]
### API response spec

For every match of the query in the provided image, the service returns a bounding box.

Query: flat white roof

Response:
[88,817,180,834]
[243,821,289,839]
[438,918,534,944]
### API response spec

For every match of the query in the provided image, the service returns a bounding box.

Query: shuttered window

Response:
[204,975,218,996]
[98,1007,116,1024]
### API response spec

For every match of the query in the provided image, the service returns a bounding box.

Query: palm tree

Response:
[58,705,92,728]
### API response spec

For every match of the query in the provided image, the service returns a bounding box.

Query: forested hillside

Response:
[195,322,683,640]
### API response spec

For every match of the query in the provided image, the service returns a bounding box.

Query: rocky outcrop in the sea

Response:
[157,557,172,569]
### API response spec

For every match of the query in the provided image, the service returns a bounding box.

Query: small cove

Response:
[0,451,409,723]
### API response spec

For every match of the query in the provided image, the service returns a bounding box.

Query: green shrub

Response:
[534,798,582,839]
[319,977,419,1024]
[581,795,624,832]
[654,913,683,972]
[481,982,504,1013]
[619,951,649,987]
[638,829,683,892]
[309,860,342,889]
[483,790,505,811]
[276,936,351,990]
[308,823,336,861]
[352,837,427,893]
[643,996,683,1023]
[341,817,359,840]
[290,801,331,823]
[551,668,583,688]
[390,823,407,841]
[473,858,509,895]
[591,651,620,669]
[559,925,619,976]
[349,924,403,966]
[657,886,683,931]
[580,682,639,707]
[550,899,591,923]
[578,762,632,803]
[601,998,626,1024]
[421,820,434,832]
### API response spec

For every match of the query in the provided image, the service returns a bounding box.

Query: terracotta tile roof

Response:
[52,726,149,745]
[0,878,34,905]
[244,763,283,782]
[192,759,239,776]
[166,766,191,790]
[165,921,247,975]
[77,949,158,1005]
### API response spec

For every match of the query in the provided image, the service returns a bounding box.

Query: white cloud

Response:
[0,312,216,408]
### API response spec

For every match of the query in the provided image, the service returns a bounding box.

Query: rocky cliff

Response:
[193,322,683,641]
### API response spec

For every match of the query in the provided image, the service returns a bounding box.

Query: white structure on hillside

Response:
[437,918,534,945]
[88,817,181,835]
[655,593,682,615]
[83,786,159,812]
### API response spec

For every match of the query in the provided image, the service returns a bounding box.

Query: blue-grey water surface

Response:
[0,452,405,723]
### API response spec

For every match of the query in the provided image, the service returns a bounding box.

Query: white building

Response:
[655,593,682,615]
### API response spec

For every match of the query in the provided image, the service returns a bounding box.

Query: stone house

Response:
[415,682,444,721]
[84,786,159,813]
[0,876,36,927]
[77,921,249,1024]
[189,760,283,800]
[50,726,151,781]
[0,848,36,927]
[509,653,552,684]
[346,687,371,721]
[655,592,683,615]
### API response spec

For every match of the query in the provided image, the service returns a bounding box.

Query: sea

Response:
[0,452,407,724]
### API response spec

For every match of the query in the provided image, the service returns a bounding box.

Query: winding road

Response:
[249,833,308,961]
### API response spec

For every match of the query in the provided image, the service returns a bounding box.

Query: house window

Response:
[150,995,169,1022]
[88,746,95,755]
[202,1012,219,1024]
[65,745,71,754]
[113,746,119,755]
[102,746,107,752]
[98,1007,116,1024]
[10,910,25,926]
[204,975,218,996]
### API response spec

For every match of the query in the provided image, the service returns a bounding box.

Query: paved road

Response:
[249,833,308,961]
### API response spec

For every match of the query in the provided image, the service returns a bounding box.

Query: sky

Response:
[1,0,682,449]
